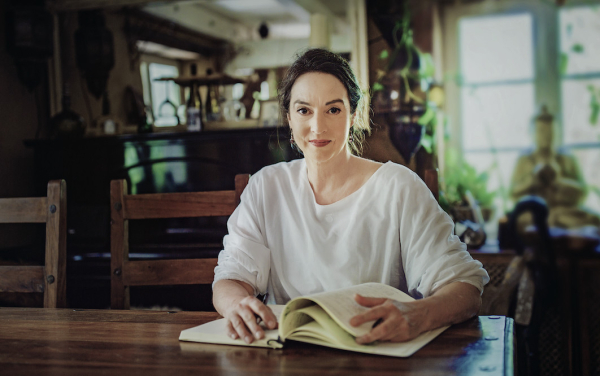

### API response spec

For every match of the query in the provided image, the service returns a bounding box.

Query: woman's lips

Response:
[309,140,331,147]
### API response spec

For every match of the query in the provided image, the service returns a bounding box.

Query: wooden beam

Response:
[123,191,238,219]
[0,197,47,223]
[124,8,228,57]
[0,266,45,293]
[122,258,219,286]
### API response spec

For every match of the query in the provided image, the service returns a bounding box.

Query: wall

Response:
[0,2,45,249]
[59,10,145,131]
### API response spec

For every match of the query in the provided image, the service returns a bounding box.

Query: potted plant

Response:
[439,155,496,223]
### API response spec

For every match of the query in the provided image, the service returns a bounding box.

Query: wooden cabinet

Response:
[472,248,600,376]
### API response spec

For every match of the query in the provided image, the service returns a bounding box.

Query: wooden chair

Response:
[110,174,250,309]
[424,169,439,201]
[0,180,67,308]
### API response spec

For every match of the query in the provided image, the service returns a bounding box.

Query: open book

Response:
[179,283,448,357]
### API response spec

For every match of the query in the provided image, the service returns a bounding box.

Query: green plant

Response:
[439,152,496,215]
[370,5,439,157]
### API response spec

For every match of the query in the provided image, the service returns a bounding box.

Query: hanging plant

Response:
[370,3,438,164]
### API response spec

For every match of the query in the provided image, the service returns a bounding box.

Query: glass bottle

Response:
[51,84,86,138]
[205,85,222,122]
[186,64,203,131]
[205,68,221,122]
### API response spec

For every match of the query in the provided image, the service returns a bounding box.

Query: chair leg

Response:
[44,180,67,308]
[111,179,129,309]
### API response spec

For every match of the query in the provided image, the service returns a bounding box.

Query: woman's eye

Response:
[329,107,341,114]
[297,108,309,115]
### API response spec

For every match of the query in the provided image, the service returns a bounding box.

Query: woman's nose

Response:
[310,112,327,134]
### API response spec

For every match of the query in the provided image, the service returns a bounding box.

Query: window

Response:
[459,13,536,213]
[140,60,182,127]
[559,5,600,212]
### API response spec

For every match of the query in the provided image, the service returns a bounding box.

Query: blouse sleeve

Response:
[399,172,489,298]
[213,176,270,296]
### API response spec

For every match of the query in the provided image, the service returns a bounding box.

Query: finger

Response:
[230,313,253,344]
[238,307,266,341]
[356,318,396,344]
[249,301,278,329]
[354,294,388,308]
[226,320,239,340]
[350,304,389,327]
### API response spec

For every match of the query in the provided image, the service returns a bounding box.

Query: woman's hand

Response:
[349,294,425,344]
[224,296,278,344]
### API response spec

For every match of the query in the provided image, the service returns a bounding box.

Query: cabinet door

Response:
[579,258,600,376]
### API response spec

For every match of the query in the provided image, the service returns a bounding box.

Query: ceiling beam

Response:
[142,2,254,42]
[290,0,348,34]
[46,0,181,11]
[124,8,228,57]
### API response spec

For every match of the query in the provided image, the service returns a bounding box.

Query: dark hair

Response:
[278,48,370,155]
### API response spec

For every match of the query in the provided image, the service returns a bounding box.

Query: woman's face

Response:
[287,72,353,164]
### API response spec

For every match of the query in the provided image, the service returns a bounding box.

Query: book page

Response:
[287,283,415,337]
[283,301,449,358]
[286,305,362,348]
[179,305,285,349]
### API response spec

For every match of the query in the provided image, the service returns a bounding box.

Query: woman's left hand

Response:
[349,294,425,344]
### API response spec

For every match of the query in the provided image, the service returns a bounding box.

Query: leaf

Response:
[418,108,435,126]
[372,82,384,92]
[379,50,389,60]
[560,53,569,75]
[420,134,433,153]
[572,44,584,53]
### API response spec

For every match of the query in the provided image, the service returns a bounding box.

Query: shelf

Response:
[155,73,246,86]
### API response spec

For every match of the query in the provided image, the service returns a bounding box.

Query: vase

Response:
[387,110,424,163]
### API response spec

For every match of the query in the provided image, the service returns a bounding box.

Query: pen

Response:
[255,292,269,324]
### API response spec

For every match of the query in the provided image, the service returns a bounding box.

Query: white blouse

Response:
[214,159,489,304]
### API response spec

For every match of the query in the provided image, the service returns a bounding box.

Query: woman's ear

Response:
[287,112,291,123]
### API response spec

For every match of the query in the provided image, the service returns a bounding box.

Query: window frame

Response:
[139,54,184,128]
[443,0,600,213]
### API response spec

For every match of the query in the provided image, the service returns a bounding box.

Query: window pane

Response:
[460,13,534,84]
[571,148,600,213]
[560,5,600,75]
[461,83,535,150]
[464,150,521,207]
[148,63,180,127]
[561,77,600,144]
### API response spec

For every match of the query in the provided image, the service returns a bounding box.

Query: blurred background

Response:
[1,0,600,374]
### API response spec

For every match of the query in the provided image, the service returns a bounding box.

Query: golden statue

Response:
[510,106,600,229]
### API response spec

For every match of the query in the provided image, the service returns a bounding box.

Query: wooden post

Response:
[111,179,129,309]
[44,180,67,308]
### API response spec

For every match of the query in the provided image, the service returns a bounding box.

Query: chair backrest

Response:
[110,174,250,309]
[0,180,67,308]
[424,168,439,202]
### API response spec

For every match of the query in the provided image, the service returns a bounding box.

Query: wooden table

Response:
[0,308,514,375]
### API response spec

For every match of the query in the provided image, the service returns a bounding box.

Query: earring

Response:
[290,131,295,144]
[348,127,354,143]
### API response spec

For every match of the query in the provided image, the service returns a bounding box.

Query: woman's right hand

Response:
[224,296,278,344]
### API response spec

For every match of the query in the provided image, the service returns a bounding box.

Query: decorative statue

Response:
[510,105,600,229]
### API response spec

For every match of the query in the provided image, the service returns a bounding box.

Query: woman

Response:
[213,48,489,345]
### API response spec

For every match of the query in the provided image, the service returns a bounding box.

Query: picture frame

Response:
[258,99,280,128]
